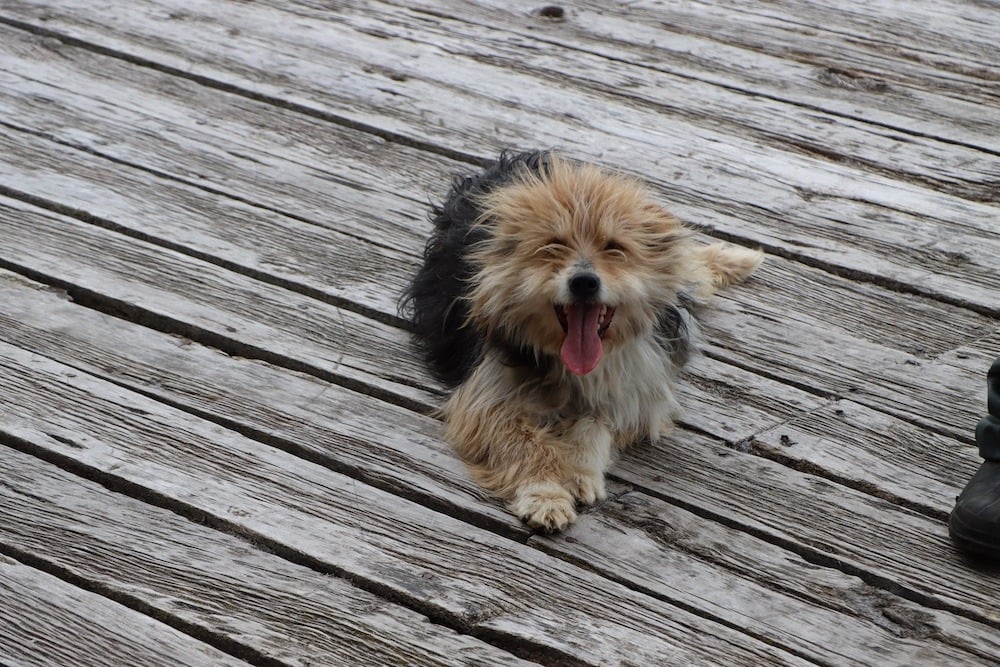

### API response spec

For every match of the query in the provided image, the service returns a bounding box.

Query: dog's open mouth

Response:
[555,303,615,376]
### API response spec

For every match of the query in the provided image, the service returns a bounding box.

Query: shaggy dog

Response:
[403,150,762,530]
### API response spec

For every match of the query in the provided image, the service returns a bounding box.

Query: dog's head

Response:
[467,155,695,376]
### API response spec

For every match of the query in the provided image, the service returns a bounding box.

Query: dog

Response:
[403,150,762,531]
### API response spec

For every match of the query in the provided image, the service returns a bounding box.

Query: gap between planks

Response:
[0,342,826,666]
[1,268,1000,648]
[0,12,997,316]
[0,190,990,511]
[0,446,538,667]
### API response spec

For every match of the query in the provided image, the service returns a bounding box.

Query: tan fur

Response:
[445,155,762,531]
[694,243,765,297]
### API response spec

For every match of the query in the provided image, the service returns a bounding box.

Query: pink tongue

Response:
[560,303,604,375]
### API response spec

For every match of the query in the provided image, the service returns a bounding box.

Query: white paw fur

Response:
[509,482,578,532]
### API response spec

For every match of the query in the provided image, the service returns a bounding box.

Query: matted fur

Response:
[403,150,762,530]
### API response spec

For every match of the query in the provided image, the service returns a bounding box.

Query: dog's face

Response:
[468,156,693,375]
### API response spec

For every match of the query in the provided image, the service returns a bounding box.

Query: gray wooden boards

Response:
[0,447,534,667]
[0,189,989,522]
[0,556,251,667]
[1,0,997,313]
[0,25,994,426]
[0,0,998,664]
[2,339,816,666]
[2,267,998,663]
[0,20,994,440]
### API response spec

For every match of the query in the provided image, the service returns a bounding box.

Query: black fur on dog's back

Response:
[401,150,552,387]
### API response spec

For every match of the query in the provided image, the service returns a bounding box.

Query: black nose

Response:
[569,272,601,299]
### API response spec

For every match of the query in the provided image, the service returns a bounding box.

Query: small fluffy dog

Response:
[404,151,761,531]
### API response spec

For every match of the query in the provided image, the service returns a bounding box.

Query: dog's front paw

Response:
[509,482,577,532]
[565,470,607,505]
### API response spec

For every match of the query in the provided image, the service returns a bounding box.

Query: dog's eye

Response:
[603,240,627,255]
[538,238,568,255]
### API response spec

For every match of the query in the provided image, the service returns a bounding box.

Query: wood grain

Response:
[415,0,1000,149]
[2,270,997,665]
[851,341,1000,440]
[0,447,535,667]
[0,556,249,667]
[0,269,518,533]
[751,398,983,516]
[0,121,420,322]
[535,488,1000,665]
[361,0,1000,191]
[574,0,1000,105]
[0,341,812,666]
[0,24,449,255]
[0,196,438,408]
[615,430,1000,625]
[0,85,993,442]
[1,6,998,313]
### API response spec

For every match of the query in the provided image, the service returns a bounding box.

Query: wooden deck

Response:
[0,0,997,664]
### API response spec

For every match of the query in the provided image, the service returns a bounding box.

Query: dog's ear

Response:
[637,202,690,254]
[692,243,764,297]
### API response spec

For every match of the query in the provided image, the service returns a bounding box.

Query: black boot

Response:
[949,357,1000,559]
[950,460,1000,558]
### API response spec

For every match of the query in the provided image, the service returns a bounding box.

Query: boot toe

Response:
[949,461,1000,558]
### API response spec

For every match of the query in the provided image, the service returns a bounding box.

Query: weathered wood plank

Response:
[395,0,1000,150]
[614,430,1000,626]
[0,95,994,445]
[851,341,1000,441]
[1,11,998,312]
[0,447,535,667]
[2,269,997,663]
[0,270,517,532]
[578,0,1000,100]
[0,25,446,255]
[0,196,438,408]
[0,556,250,667]
[0,120,418,322]
[0,343,813,666]
[537,486,1000,666]
[693,260,995,441]
[677,353,984,517]
[354,0,1000,196]
[750,397,983,517]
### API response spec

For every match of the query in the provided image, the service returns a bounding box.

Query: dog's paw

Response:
[509,483,577,532]
[565,470,607,505]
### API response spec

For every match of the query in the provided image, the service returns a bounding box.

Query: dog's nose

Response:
[569,272,601,299]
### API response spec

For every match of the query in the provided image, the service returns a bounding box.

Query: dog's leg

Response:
[563,417,611,505]
[471,421,578,532]
[446,408,584,530]
[477,422,578,531]
[444,361,587,531]
[456,416,612,531]
[694,242,763,296]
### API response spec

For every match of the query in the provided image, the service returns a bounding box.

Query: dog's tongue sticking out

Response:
[560,303,604,375]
